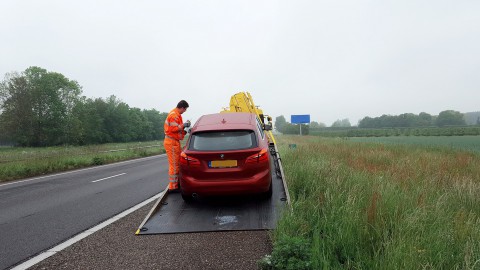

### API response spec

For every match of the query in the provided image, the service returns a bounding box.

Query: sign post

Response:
[291,115,310,135]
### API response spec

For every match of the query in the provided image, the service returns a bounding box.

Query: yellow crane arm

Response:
[222,92,277,146]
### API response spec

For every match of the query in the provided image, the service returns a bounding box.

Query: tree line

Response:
[278,111,472,132]
[358,111,466,128]
[464,111,480,125]
[276,110,475,136]
[309,126,480,137]
[0,67,168,146]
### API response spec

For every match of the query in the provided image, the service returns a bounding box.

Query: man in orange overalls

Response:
[164,100,190,192]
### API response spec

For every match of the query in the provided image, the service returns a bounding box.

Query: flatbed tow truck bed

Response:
[136,145,289,235]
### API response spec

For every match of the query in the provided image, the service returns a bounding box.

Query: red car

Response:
[179,112,272,202]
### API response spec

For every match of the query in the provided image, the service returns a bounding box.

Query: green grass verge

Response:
[0,141,166,182]
[261,135,480,269]
[349,136,480,153]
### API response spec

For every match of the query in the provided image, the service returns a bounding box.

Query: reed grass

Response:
[265,135,480,269]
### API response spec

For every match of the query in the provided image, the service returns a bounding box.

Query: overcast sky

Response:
[1,0,479,126]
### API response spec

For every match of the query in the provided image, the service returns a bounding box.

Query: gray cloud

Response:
[1,0,479,126]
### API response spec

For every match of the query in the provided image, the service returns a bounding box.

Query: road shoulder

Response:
[29,201,272,270]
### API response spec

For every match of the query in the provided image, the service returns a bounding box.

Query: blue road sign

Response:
[291,115,310,124]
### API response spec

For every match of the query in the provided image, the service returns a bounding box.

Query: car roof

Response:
[191,112,258,133]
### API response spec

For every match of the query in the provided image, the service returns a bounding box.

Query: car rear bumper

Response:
[180,169,271,196]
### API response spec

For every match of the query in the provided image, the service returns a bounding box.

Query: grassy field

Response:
[0,141,166,182]
[349,136,480,153]
[262,135,480,269]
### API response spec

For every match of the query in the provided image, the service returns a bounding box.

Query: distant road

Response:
[0,155,169,270]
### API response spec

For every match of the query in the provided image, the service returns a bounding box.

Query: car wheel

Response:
[261,181,273,199]
[181,191,194,203]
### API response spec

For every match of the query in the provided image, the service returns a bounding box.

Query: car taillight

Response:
[246,148,269,164]
[180,152,200,166]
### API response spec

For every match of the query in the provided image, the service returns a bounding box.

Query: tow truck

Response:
[136,92,289,235]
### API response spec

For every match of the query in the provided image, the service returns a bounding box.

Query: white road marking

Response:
[10,191,165,270]
[91,173,126,183]
[0,154,166,187]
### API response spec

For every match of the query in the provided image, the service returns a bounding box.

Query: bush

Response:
[259,236,312,270]
[92,156,104,165]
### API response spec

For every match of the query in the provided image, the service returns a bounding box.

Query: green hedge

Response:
[309,126,480,137]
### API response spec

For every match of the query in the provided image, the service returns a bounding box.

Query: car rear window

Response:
[189,130,257,151]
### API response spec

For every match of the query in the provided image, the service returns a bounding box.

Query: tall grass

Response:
[349,136,480,153]
[0,141,164,162]
[267,135,480,269]
[0,141,165,182]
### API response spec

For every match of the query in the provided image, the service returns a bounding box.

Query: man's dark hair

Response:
[177,100,189,109]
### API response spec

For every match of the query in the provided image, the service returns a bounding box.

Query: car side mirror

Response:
[263,123,272,131]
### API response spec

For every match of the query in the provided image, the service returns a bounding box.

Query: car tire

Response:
[181,192,194,203]
[261,181,273,199]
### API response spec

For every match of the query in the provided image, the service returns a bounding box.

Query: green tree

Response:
[0,67,82,146]
[418,112,433,126]
[310,121,326,129]
[143,109,167,140]
[77,97,111,144]
[282,123,309,135]
[331,118,351,127]
[275,115,287,133]
[358,116,375,128]
[72,97,168,145]
[128,108,150,141]
[0,73,33,145]
[1,67,172,146]
[341,119,351,127]
[463,111,480,125]
[310,121,320,129]
[27,67,82,146]
[331,120,342,127]
[435,110,466,127]
[103,95,132,142]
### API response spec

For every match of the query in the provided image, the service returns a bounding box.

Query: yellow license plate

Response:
[210,160,237,168]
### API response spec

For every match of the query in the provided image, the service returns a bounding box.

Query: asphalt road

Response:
[0,155,168,270]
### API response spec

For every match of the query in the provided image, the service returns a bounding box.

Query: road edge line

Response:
[10,191,164,270]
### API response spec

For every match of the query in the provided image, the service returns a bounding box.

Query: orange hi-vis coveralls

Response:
[164,108,186,190]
